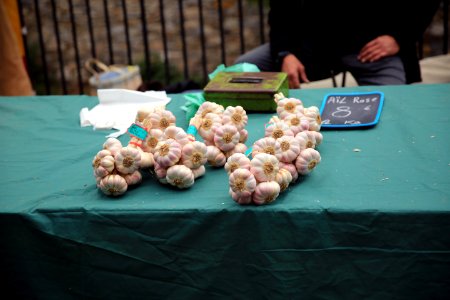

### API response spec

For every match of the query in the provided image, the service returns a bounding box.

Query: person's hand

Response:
[358,35,400,63]
[281,54,309,88]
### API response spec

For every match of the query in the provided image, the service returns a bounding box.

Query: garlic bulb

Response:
[214,124,240,152]
[99,174,128,196]
[164,126,190,147]
[123,170,142,186]
[252,181,280,205]
[230,190,253,205]
[166,165,195,189]
[103,138,122,156]
[181,141,207,169]
[224,153,251,175]
[250,153,279,182]
[239,129,248,143]
[295,131,317,149]
[229,168,257,197]
[92,149,114,178]
[154,138,182,168]
[279,162,299,183]
[115,147,142,174]
[275,168,293,192]
[154,161,168,182]
[264,121,294,140]
[225,143,248,159]
[191,165,206,179]
[196,101,225,117]
[135,106,155,123]
[251,137,280,158]
[198,112,222,142]
[149,110,176,130]
[276,135,301,163]
[295,148,321,175]
[302,106,322,131]
[142,129,164,153]
[222,105,248,130]
[284,113,310,135]
[276,97,304,119]
[206,145,227,167]
[313,131,323,146]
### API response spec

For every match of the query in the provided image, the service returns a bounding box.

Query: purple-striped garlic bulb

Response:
[166,164,195,189]
[92,149,115,178]
[224,143,248,159]
[142,129,164,153]
[115,146,142,174]
[123,170,142,186]
[295,148,321,175]
[284,113,310,135]
[279,162,299,183]
[229,168,257,198]
[196,101,224,118]
[103,137,122,156]
[250,153,279,182]
[276,135,301,163]
[276,168,293,192]
[198,112,222,142]
[149,109,176,130]
[214,124,240,152]
[295,131,317,149]
[230,189,253,205]
[276,97,304,119]
[251,137,280,158]
[224,153,251,175]
[154,138,182,168]
[264,121,294,140]
[302,106,321,131]
[222,105,248,130]
[252,181,280,205]
[239,129,248,143]
[192,165,206,179]
[164,126,190,147]
[99,174,128,196]
[206,145,227,167]
[181,141,207,169]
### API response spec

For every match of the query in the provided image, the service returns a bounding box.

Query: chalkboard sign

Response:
[319,91,384,128]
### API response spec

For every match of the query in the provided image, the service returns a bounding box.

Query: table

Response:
[1,84,449,299]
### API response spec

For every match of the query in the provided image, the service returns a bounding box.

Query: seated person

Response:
[235,0,440,88]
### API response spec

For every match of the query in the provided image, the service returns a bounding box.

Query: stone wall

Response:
[20,0,269,93]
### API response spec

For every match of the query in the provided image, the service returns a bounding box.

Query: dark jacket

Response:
[269,0,440,83]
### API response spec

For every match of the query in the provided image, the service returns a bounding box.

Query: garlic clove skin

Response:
[250,153,280,182]
[154,138,182,168]
[191,165,206,179]
[276,135,301,163]
[313,131,323,146]
[196,101,224,118]
[295,131,317,149]
[224,153,251,175]
[251,137,280,158]
[115,146,142,174]
[302,106,322,131]
[123,170,142,186]
[222,105,248,130]
[103,138,122,156]
[206,145,226,167]
[264,121,294,140]
[229,168,257,197]
[279,162,299,183]
[166,165,195,189]
[230,190,253,205]
[181,141,208,169]
[142,129,164,154]
[295,148,321,175]
[275,168,293,192]
[252,181,280,205]
[214,124,240,152]
[239,129,248,143]
[198,112,222,142]
[99,174,128,196]
[276,97,304,120]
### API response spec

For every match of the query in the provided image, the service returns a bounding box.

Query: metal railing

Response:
[17,0,448,95]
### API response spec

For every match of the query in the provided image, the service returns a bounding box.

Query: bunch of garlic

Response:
[133,106,208,189]
[192,101,249,167]
[92,138,143,196]
[227,152,286,205]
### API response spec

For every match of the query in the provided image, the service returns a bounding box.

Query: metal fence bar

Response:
[197,0,208,84]
[85,0,96,59]
[33,0,50,94]
[258,0,265,44]
[50,0,67,94]
[121,0,132,65]
[17,0,30,75]
[139,0,151,80]
[178,0,189,79]
[103,0,114,64]
[217,0,226,64]
[68,0,83,94]
[159,0,170,84]
[237,0,245,54]
[444,0,448,54]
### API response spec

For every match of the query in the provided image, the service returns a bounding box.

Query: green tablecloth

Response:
[1,84,449,299]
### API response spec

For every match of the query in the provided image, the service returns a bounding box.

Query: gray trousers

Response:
[234,43,406,86]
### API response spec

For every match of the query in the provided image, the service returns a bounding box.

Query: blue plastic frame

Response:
[319,91,385,128]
